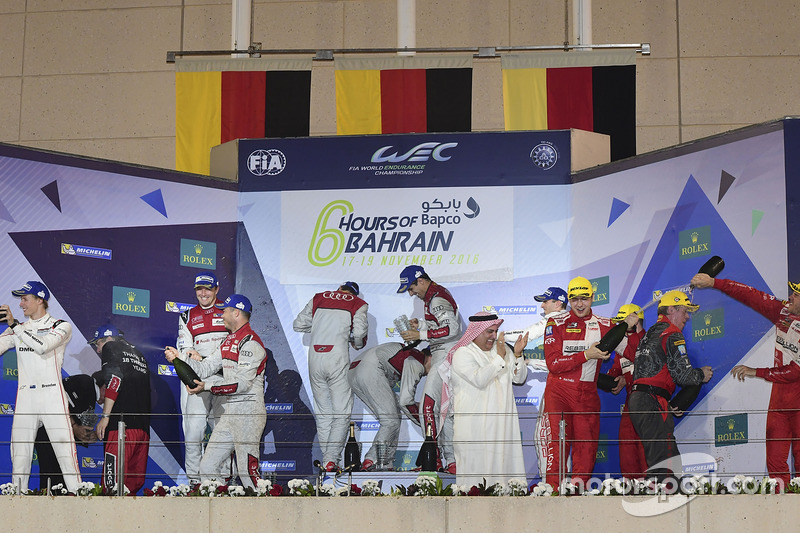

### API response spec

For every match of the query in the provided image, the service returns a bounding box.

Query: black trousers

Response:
[628,391,681,483]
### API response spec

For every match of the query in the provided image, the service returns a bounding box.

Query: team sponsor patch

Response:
[674,339,686,346]
[677,345,687,355]
[566,328,581,333]
[108,374,122,393]
[545,325,553,336]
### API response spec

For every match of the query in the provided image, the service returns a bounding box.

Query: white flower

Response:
[583,489,601,496]
[0,483,17,495]
[288,478,311,495]
[414,474,437,487]
[228,486,246,497]
[507,478,528,496]
[319,483,335,496]
[255,478,272,496]
[334,486,351,497]
[361,480,382,496]
[601,478,624,496]
[530,482,553,497]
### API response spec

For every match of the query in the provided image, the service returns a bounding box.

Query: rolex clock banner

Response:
[279,187,513,284]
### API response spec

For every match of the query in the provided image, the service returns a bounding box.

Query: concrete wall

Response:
[1,1,798,170]
[2,494,799,532]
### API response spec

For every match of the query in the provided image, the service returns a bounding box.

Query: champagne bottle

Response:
[343,422,361,471]
[596,322,628,353]
[416,423,437,472]
[698,255,725,278]
[172,357,201,388]
[670,384,702,412]
[596,373,617,393]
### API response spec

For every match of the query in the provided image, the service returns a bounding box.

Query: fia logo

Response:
[248,149,286,176]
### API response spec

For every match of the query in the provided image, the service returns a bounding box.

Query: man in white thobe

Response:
[448,311,528,487]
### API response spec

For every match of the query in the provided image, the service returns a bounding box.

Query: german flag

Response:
[175,59,311,175]
[335,56,472,135]
[502,50,636,161]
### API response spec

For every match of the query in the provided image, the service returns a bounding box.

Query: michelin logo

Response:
[265,403,293,413]
[158,365,177,377]
[61,243,112,260]
[261,461,296,472]
[515,397,539,406]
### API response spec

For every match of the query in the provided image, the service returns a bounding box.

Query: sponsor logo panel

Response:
[3,350,17,381]
[180,239,217,269]
[589,276,610,307]
[714,413,748,447]
[265,403,294,413]
[679,225,711,260]
[693,307,725,341]
[261,460,296,472]
[166,301,194,313]
[61,243,112,260]
[112,286,150,318]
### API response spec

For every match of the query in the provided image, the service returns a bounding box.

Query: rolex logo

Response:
[181,238,216,268]
[402,453,412,465]
[704,314,713,326]
[727,419,735,431]
[113,286,150,318]
[592,281,598,293]
[691,232,699,244]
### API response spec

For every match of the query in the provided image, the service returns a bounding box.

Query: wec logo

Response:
[371,142,457,163]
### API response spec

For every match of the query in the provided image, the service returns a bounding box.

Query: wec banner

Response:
[280,187,513,284]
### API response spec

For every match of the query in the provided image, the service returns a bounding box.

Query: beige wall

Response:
[1,1,798,170]
[2,493,800,532]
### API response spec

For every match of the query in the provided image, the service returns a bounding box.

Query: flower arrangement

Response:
[2,474,798,497]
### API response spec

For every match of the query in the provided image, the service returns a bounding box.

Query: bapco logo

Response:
[248,149,286,176]
[530,143,558,170]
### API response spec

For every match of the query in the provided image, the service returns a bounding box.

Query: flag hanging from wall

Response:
[335,56,472,135]
[175,58,312,175]
[502,50,636,161]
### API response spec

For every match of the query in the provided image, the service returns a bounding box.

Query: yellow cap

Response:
[567,276,593,299]
[789,281,800,295]
[658,290,699,312]
[612,303,644,322]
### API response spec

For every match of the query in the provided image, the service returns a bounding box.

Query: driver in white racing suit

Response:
[174,272,227,483]
[293,281,368,472]
[168,293,268,490]
[0,281,80,493]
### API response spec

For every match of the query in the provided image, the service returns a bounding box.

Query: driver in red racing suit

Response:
[539,276,617,489]
[692,273,800,487]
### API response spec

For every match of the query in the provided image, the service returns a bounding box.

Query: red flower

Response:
[144,488,154,496]
[269,484,283,496]
[155,486,167,497]
[216,485,229,495]
[467,486,481,496]
[350,484,362,496]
